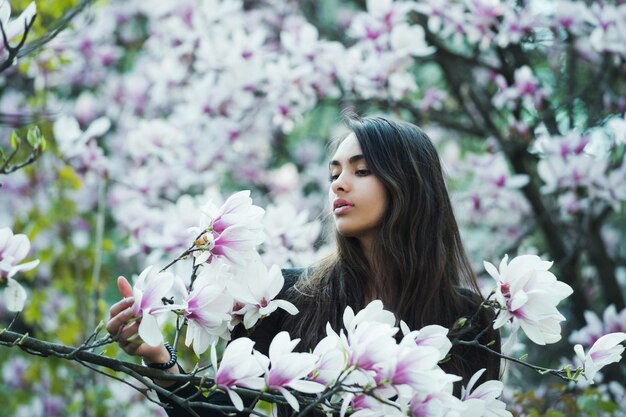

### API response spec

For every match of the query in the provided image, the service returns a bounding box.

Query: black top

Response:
[156,268,499,416]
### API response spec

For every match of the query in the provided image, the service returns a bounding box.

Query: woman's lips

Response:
[334,205,353,215]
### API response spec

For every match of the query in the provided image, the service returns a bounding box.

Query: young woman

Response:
[106,115,500,416]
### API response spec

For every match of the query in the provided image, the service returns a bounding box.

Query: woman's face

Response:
[328,133,387,244]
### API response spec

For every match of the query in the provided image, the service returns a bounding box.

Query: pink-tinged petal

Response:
[269,331,300,361]
[5,278,27,312]
[6,234,30,262]
[271,299,299,316]
[210,343,219,371]
[226,280,257,305]
[340,393,354,417]
[243,310,261,329]
[266,265,284,299]
[6,2,36,41]
[139,314,163,346]
[226,388,244,411]
[483,261,501,282]
[236,377,266,390]
[0,228,12,248]
[0,3,10,29]
[573,344,586,363]
[469,380,504,401]
[520,320,547,345]
[589,332,626,354]
[288,379,325,394]
[509,290,528,311]
[195,251,211,264]
[277,387,300,411]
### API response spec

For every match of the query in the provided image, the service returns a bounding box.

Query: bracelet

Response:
[144,342,177,370]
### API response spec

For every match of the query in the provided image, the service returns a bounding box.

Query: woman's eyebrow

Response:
[329,154,365,168]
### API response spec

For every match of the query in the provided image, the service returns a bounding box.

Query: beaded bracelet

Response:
[144,342,177,370]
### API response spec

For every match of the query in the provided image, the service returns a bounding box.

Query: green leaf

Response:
[26,126,42,148]
[10,131,21,149]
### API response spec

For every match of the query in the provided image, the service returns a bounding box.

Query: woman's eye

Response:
[329,174,339,182]
[355,169,370,176]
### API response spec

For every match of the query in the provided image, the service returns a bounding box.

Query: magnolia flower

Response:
[0,227,39,279]
[400,323,452,361]
[0,1,36,44]
[569,305,626,347]
[52,115,111,159]
[460,369,512,417]
[410,391,465,417]
[190,190,264,265]
[183,263,234,356]
[210,338,269,411]
[264,331,325,411]
[130,265,176,346]
[309,324,347,385]
[344,319,399,373]
[226,262,298,329]
[0,227,39,312]
[349,393,407,417]
[484,254,573,345]
[385,340,460,395]
[343,299,396,333]
[574,332,626,382]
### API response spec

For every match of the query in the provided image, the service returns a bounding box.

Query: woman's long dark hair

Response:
[283,115,500,390]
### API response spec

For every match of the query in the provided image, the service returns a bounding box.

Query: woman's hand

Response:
[106,276,171,365]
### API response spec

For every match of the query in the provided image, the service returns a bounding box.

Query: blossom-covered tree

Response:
[1,0,626,415]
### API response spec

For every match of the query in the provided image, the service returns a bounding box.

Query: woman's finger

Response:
[119,320,141,343]
[108,296,135,319]
[105,307,135,336]
[117,276,133,298]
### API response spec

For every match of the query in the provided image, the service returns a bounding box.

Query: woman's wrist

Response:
[143,344,174,366]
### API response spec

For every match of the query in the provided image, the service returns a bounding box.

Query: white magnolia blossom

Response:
[190,190,265,265]
[0,1,36,44]
[574,332,626,382]
[129,265,176,346]
[0,227,39,312]
[460,369,512,417]
[485,254,573,345]
[182,262,234,356]
[226,262,298,329]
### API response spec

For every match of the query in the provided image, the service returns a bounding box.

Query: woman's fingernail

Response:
[125,297,135,304]
[123,308,133,318]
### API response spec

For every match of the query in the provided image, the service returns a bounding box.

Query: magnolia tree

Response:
[1,0,626,416]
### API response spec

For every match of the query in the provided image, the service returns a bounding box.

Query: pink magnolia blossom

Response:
[190,190,265,266]
[492,66,546,111]
[574,332,626,382]
[183,263,234,356]
[400,322,452,361]
[410,391,465,417]
[0,227,39,312]
[378,340,459,397]
[264,331,325,411]
[349,393,407,417]
[130,265,176,346]
[309,324,347,385]
[460,369,511,417]
[226,262,298,329]
[569,305,626,348]
[484,254,573,345]
[210,338,268,411]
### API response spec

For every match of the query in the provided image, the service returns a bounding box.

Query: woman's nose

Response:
[331,172,349,193]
